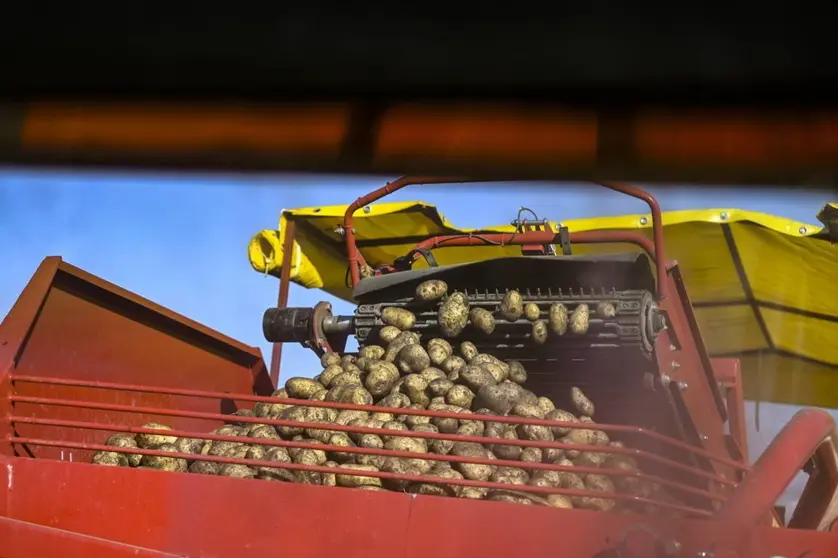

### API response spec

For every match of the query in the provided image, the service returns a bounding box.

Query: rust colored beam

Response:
[268,218,297,388]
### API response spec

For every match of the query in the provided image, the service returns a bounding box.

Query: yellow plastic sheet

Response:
[248,201,838,408]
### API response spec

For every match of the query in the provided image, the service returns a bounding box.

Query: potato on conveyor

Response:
[486,489,548,506]
[384,331,421,362]
[569,304,590,335]
[230,408,255,426]
[335,464,384,488]
[330,371,363,388]
[363,361,399,399]
[322,461,338,486]
[438,296,469,338]
[319,364,346,388]
[537,397,556,415]
[140,443,188,472]
[325,384,374,406]
[382,307,416,330]
[469,307,496,335]
[376,392,410,410]
[136,423,178,448]
[105,433,143,467]
[459,487,489,500]
[491,466,530,486]
[341,354,357,368]
[321,352,342,368]
[397,344,431,374]
[499,290,524,321]
[445,384,475,409]
[415,279,448,302]
[531,320,549,344]
[441,356,467,379]
[409,466,464,497]
[524,302,540,322]
[174,437,205,456]
[596,301,617,318]
[426,338,453,365]
[451,442,495,481]
[399,374,430,407]
[188,460,220,475]
[474,381,537,415]
[285,377,327,400]
[427,378,454,398]
[92,450,129,467]
[219,464,256,479]
[458,366,498,393]
[570,386,595,417]
[359,344,386,360]
[506,360,528,384]
[378,325,402,345]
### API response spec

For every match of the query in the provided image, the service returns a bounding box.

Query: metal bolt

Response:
[671,361,681,370]
[334,225,345,236]
[720,211,728,221]
[669,343,677,351]
[696,552,714,558]
[640,217,649,225]
[363,206,371,214]
[799,226,808,235]
[661,374,672,387]
[677,381,689,390]
[661,539,682,556]
[701,434,709,441]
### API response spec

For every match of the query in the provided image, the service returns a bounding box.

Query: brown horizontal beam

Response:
[3,102,838,185]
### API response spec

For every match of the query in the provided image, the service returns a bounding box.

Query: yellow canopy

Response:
[248,201,838,409]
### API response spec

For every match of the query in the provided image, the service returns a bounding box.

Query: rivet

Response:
[720,211,729,221]
[671,361,681,370]
[701,435,709,441]
[677,381,689,390]
[640,217,649,225]
[799,226,807,235]
[363,206,371,214]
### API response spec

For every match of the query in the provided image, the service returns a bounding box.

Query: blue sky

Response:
[0,166,833,508]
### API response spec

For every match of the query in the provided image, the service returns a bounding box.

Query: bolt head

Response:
[720,211,729,220]
[799,226,808,234]
[640,216,649,225]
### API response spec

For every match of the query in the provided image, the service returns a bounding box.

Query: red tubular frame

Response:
[342,177,668,300]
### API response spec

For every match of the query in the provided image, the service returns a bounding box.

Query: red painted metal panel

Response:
[0,257,273,464]
[3,456,411,558]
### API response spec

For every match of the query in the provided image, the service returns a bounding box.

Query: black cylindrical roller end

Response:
[262,307,314,343]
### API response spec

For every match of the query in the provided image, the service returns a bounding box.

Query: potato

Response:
[546,494,573,509]
[471,353,509,373]
[419,367,447,383]
[415,279,448,302]
[105,433,143,467]
[174,437,205,456]
[325,384,374,406]
[441,356,467,379]
[486,490,543,506]
[319,364,346,388]
[397,344,431,374]
[596,301,617,318]
[364,361,400,398]
[469,307,496,335]
[477,361,507,384]
[378,325,402,345]
[457,419,485,437]
[448,292,469,307]
[320,461,339,487]
[459,487,489,500]
[219,464,256,479]
[513,402,545,420]
[524,303,540,322]
[474,382,537,415]
[247,445,267,461]
[545,409,577,436]
[507,360,528,384]
[531,320,548,344]
[426,338,453,364]
[530,469,562,488]
[411,423,439,435]
[489,426,522,461]
[520,447,543,463]
[399,374,430,407]
[384,331,421,362]
[562,428,597,459]
[189,461,220,475]
[380,456,421,491]
[402,403,432,428]
[547,303,569,336]
[380,421,409,442]
[427,378,454,398]
[136,423,177,448]
[382,307,416,330]
[331,371,363,388]
[376,392,411,410]
[438,297,469,338]
[580,474,616,511]
[451,442,495,481]
[359,344,386,360]
[428,402,461,434]
[570,386,595,417]
[359,264,374,279]
[570,304,590,335]
[335,464,383,488]
[445,385,475,409]
[355,357,372,373]
[92,451,129,467]
[140,443,188,472]
[335,409,370,426]
[459,341,479,362]
[498,289,523,321]
[574,450,606,469]
[384,435,428,455]
[409,467,464,497]
[341,354,357,367]
[536,397,556,416]
[458,366,498,392]
[285,377,327,400]
[320,352,342,368]
[276,406,328,438]
[491,466,530,485]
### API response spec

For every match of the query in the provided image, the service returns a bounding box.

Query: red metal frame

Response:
[2,258,838,557]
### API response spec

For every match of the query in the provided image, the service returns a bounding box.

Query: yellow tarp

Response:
[248,201,838,409]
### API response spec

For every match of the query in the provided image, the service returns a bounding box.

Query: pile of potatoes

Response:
[91,280,677,513]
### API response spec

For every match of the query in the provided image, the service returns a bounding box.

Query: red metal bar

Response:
[11,415,727,503]
[591,181,667,300]
[0,515,183,558]
[412,230,656,262]
[8,374,749,471]
[715,408,837,530]
[269,218,297,388]
[343,176,467,285]
[9,435,711,516]
[712,358,748,464]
